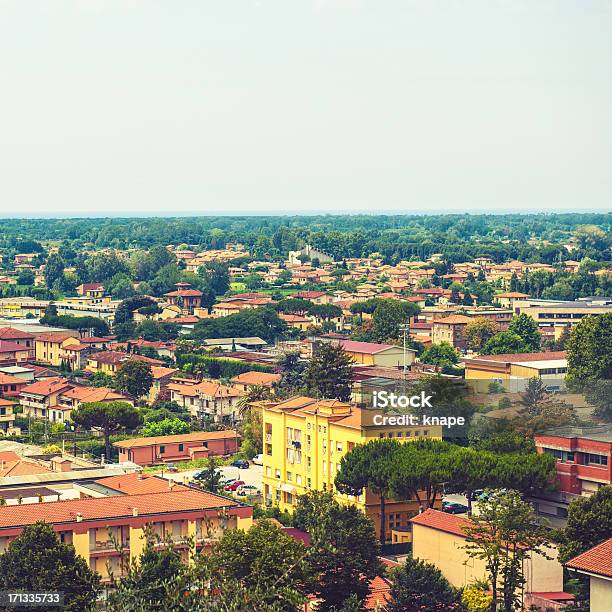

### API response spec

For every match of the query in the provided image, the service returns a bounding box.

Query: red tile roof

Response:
[0,340,28,354]
[88,351,163,366]
[231,371,281,386]
[566,538,612,578]
[0,489,239,529]
[336,339,399,354]
[20,377,72,397]
[0,373,26,386]
[60,385,129,403]
[94,473,189,495]
[0,327,34,340]
[113,429,239,449]
[34,332,77,343]
[433,314,473,325]
[410,508,471,537]
[473,351,567,363]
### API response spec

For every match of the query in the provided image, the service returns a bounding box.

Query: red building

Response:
[0,328,35,359]
[0,373,28,397]
[164,282,203,315]
[114,430,240,466]
[530,426,612,525]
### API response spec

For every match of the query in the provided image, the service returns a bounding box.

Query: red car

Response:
[224,480,245,492]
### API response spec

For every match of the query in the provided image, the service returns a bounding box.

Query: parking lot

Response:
[168,463,263,491]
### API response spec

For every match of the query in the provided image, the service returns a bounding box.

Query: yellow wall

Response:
[590,576,612,612]
[465,368,509,381]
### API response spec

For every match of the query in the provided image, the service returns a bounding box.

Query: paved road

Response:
[168,463,263,490]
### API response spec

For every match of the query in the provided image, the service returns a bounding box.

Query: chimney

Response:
[76,513,83,522]
[168,480,174,490]
[132,507,139,517]
[137,473,144,480]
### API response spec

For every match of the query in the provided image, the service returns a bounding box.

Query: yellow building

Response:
[261,396,442,541]
[34,332,82,367]
[566,538,612,612]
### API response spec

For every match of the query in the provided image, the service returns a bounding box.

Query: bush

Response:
[177,353,274,378]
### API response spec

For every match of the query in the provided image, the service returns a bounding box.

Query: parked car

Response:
[224,480,245,492]
[252,454,264,466]
[164,463,178,473]
[231,459,249,469]
[192,470,206,481]
[237,485,261,497]
[442,501,468,515]
[471,489,484,501]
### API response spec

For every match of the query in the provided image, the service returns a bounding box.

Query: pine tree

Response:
[304,343,354,401]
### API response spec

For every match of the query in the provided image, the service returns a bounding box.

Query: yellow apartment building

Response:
[261,396,442,541]
[35,332,81,366]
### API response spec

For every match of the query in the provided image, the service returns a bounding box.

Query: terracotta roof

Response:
[79,283,104,291]
[113,430,239,449]
[165,289,203,297]
[0,398,17,406]
[20,377,71,397]
[0,340,27,354]
[0,327,34,340]
[472,351,567,363]
[0,373,26,386]
[151,366,179,380]
[566,538,612,579]
[496,292,530,298]
[0,489,239,529]
[0,459,52,478]
[88,351,163,366]
[0,451,20,462]
[410,508,471,537]
[231,371,281,386]
[60,385,129,403]
[94,473,189,495]
[168,381,242,398]
[34,332,77,343]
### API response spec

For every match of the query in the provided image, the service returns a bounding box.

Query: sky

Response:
[0,0,611,218]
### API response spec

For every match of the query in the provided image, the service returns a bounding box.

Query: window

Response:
[584,453,608,466]
[178,444,184,452]
[266,467,271,477]
[296,474,302,485]
[544,448,574,462]
[275,469,281,479]
[286,471,293,482]
[202,441,208,448]
[159,445,165,454]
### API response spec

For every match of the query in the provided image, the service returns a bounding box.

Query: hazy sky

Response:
[1,0,611,217]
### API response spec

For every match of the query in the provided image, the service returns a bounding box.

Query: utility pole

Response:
[399,323,410,376]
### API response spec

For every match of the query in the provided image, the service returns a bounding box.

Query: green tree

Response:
[114,360,154,398]
[465,317,498,351]
[304,342,354,401]
[419,342,459,372]
[72,401,142,460]
[0,522,100,612]
[387,557,461,611]
[44,253,65,288]
[207,519,312,610]
[507,313,541,351]
[141,417,190,437]
[276,351,306,394]
[199,456,222,492]
[370,299,419,343]
[294,491,383,610]
[558,486,612,564]
[463,489,550,612]
[335,438,401,543]
[482,331,532,355]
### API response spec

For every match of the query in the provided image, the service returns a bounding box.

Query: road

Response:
[168,463,263,490]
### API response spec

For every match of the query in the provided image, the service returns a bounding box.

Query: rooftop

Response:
[94,472,189,495]
[410,508,470,538]
[114,429,239,449]
[566,538,612,579]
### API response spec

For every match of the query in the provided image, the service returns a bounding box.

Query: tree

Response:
[294,491,383,610]
[419,342,459,372]
[199,456,222,492]
[463,489,550,612]
[72,401,142,460]
[207,519,312,609]
[276,351,306,394]
[241,404,264,458]
[558,486,612,564]
[465,317,498,351]
[0,522,100,612]
[516,377,576,434]
[17,269,35,286]
[304,342,354,401]
[141,417,190,437]
[566,313,612,386]
[114,360,154,398]
[370,299,419,343]
[335,438,402,543]
[44,253,65,288]
[507,313,540,351]
[387,557,461,611]
[482,331,532,355]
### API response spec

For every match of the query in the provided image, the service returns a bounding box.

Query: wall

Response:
[590,576,612,612]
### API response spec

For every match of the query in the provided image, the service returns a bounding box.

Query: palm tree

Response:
[237,384,274,418]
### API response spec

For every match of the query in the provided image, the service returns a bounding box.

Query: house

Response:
[431,314,473,350]
[326,339,416,369]
[164,282,203,315]
[0,327,35,359]
[294,290,332,304]
[261,397,442,541]
[0,373,28,398]
[230,371,281,392]
[76,283,105,298]
[114,430,240,466]
[410,509,568,606]
[528,426,612,526]
[34,332,82,367]
[566,538,612,612]
[148,366,179,403]
[279,313,311,332]
[168,380,242,423]
[56,385,132,421]
[85,351,163,376]
[0,340,31,365]
[0,398,18,435]
[19,377,72,421]
[463,351,567,392]
[0,487,252,581]
[495,291,530,311]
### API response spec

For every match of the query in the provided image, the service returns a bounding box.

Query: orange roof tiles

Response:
[231,371,281,386]
[473,351,567,363]
[60,386,129,403]
[151,366,179,380]
[410,508,471,537]
[94,473,189,495]
[0,340,28,354]
[0,327,34,340]
[20,377,71,397]
[0,459,52,478]
[0,489,239,529]
[433,314,473,325]
[34,332,77,343]
[0,373,26,386]
[113,430,239,449]
[566,538,612,578]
